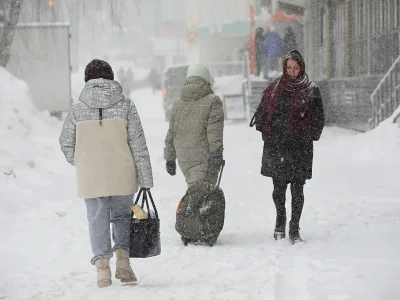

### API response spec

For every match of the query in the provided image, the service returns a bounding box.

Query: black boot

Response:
[289,221,303,244]
[274,212,286,240]
[289,182,305,244]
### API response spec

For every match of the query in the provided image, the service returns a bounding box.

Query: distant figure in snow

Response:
[255,27,265,77]
[164,63,224,187]
[282,27,297,59]
[117,67,125,87]
[59,59,153,288]
[148,67,161,93]
[262,26,284,78]
[125,67,134,95]
[251,50,325,244]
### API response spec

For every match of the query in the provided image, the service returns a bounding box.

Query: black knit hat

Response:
[84,59,114,82]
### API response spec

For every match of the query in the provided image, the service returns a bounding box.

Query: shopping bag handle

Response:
[146,190,159,219]
[134,188,159,219]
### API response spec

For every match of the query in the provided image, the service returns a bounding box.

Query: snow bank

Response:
[354,117,400,161]
[321,113,400,164]
[0,67,60,187]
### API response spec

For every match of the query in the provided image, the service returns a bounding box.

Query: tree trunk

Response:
[0,0,23,67]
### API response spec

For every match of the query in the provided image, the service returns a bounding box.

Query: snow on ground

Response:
[1,68,400,299]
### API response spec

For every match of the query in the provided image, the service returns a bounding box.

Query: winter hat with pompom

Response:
[84,59,114,82]
[186,63,212,84]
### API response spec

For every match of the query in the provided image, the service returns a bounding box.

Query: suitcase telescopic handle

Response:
[217,160,225,188]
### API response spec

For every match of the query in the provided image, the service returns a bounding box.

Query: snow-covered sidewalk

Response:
[1,74,400,299]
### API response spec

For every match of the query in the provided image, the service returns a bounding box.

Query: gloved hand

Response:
[166,160,176,176]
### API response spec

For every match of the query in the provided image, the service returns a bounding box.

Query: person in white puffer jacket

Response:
[59,59,154,288]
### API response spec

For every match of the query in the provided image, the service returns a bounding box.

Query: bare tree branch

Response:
[0,0,23,67]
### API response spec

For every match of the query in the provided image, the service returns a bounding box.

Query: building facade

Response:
[186,0,252,63]
[303,0,400,130]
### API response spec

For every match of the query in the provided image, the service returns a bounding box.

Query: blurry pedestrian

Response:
[255,27,265,77]
[282,27,297,59]
[262,26,284,78]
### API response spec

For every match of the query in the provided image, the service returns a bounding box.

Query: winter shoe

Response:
[115,248,137,283]
[94,258,112,288]
[274,213,287,240]
[289,221,303,244]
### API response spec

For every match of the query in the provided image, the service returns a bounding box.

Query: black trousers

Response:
[272,178,305,226]
[255,55,262,76]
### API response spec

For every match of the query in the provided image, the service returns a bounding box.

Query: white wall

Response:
[187,0,251,27]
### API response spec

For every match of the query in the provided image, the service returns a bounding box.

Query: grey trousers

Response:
[84,195,133,265]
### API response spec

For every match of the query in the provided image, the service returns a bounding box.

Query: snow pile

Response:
[355,118,400,161]
[0,66,61,202]
[321,115,400,164]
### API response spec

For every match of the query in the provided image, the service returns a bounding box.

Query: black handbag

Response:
[129,188,161,258]
[249,102,265,133]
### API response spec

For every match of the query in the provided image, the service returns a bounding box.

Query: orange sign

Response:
[270,9,299,21]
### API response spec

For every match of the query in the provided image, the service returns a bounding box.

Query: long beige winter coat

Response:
[164,76,224,186]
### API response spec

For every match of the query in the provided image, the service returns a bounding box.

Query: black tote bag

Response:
[129,188,161,258]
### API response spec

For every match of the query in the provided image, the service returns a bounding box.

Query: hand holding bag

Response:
[129,188,161,258]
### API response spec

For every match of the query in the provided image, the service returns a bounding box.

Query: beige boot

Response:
[94,258,112,288]
[115,248,137,283]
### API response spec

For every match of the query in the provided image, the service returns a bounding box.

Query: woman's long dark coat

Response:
[253,85,324,183]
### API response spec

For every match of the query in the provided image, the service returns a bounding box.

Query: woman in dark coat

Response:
[251,50,325,244]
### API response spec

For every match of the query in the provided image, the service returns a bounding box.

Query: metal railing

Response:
[369,55,400,128]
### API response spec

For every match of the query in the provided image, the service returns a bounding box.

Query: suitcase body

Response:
[175,162,226,246]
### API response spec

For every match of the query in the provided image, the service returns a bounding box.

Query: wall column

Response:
[344,0,352,77]
[326,0,334,79]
